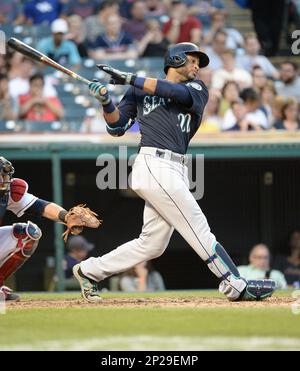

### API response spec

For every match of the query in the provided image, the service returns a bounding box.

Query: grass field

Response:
[0,290,300,351]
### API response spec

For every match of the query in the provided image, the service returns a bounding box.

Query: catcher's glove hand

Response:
[62,204,101,242]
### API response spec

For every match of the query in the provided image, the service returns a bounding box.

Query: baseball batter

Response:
[0,157,99,301]
[73,42,275,302]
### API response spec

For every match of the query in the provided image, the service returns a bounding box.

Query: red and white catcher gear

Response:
[0,285,20,301]
[0,221,42,286]
[10,178,27,202]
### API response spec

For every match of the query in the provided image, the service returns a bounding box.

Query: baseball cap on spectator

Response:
[67,236,94,252]
[51,19,69,34]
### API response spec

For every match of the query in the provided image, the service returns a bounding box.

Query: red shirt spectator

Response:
[18,74,63,121]
[163,1,202,44]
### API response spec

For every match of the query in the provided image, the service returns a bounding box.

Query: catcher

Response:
[0,157,100,301]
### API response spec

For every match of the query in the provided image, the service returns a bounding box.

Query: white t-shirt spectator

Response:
[275,77,300,103]
[204,46,223,71]
[245,110,269,129]
[237,55,278,77]
[222,107,269,130]
[212,68,253,89]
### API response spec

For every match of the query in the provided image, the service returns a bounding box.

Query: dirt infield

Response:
[6,296,293,310]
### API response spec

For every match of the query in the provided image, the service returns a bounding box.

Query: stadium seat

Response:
[24,121,64,133]
[0,120,20,133]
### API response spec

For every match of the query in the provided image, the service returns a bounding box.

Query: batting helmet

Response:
[0,157,15,192]
[164,42,210,74]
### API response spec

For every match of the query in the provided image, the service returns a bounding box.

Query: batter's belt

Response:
[139,147,188,166]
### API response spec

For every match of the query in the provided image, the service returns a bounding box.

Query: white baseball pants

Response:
[81,147,246,300]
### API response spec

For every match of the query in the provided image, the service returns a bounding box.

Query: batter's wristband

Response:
[58,210,68,223]
[131,76,145,90]
[103,100,116,114]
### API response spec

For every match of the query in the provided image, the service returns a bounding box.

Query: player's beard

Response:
[177,67,197,82]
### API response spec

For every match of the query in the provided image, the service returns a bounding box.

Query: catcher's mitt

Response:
[62,204,101,242]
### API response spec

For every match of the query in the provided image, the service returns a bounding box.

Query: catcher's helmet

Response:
[0,157,15,192]
[164,42,209,74]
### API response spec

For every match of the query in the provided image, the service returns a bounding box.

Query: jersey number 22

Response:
[178,113,191,133]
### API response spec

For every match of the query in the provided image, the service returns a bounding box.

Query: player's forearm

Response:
[103,107,120,125]
[42,203,67,222]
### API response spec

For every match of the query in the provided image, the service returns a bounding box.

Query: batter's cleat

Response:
[235,279,276,301]
[72,264,102,303]
[0,286,20,301]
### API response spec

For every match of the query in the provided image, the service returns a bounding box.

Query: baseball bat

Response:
[7,37,91,85]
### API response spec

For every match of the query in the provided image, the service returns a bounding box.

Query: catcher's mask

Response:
[0,157,15,193]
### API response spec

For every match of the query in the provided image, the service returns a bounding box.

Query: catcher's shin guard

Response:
[0,222,42,285]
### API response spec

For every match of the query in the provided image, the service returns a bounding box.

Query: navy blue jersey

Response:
[113,79,208,154]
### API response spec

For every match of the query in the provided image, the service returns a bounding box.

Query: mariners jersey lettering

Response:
[118,80,208,154]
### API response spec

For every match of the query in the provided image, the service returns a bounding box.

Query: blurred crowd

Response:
[0,0,300,133]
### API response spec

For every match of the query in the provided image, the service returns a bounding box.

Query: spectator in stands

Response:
[223,88,268,131]
[88,14,137,60]
[189,0,226,31]
[23,0,62,25]
[261,80,277,125]
[273,98,300,131]
[145,0,167,18]
[0,0,24,24]
[163,1,202,44]
[0,74,17,121]
[0,56,8,76]
[204,10,244,50]
[252,66,268,93]
[276,61,300,103]
[7,51,24,80]
[237,33,279,79]
[37,18,81,69]
[223,99,247,131]
[271,95,286,125]
[124,0,148,41]
[248,0,285,56]
[61,0,99,18]
[224,99,263,132]
[64,236,94,285]
[8,57,57,101]
[66,15,88,58]
[138,19,170,57]
[199,89,222,133]
[238,244,287,289]
[212,49,252,90]
[204,31,227,71]
[219,80,240,117]
[198,67,213,88]
[18,73,64,122]
[240,87,269,129]
[119,261,165,292]
[84,1,120,45]
[274,230,300,288]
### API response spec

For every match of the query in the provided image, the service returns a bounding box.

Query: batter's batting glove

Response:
[97,64,137,86]
[88,79,111,105]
